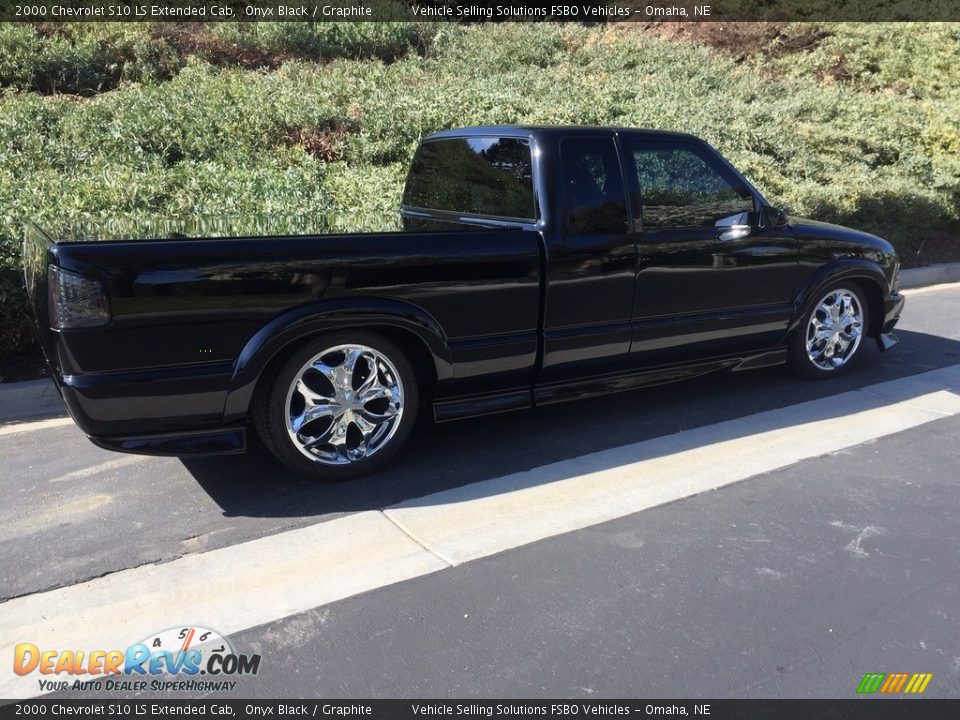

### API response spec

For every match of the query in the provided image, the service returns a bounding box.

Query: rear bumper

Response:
[88,425,246,457]
[59,362,234,437]
[56,362,243,456]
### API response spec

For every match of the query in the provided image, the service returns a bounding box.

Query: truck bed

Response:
[24,219,543,441]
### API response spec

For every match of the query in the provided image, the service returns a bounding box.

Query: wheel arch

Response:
[790,260,889,339]
[222,298,452,424]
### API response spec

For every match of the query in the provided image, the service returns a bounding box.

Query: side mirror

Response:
[715,211,757,242]
[764,205,789,228]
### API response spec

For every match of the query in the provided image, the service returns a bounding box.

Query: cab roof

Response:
[424,125,698,142]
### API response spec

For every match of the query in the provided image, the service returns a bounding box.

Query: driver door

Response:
[625,135,798,365]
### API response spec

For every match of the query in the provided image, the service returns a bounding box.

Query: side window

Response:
[402,137,535,220]
[561,137,628,235]
[629,140,754,230]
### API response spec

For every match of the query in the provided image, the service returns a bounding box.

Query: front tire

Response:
[253,331,419,481]
[788,283,869,379]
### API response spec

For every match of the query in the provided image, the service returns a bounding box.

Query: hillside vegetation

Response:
[1,21,959,376]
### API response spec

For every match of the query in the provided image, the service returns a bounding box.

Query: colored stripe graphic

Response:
[879,674,898,693]
[857,672,932,694]
[857,673,885,693]
[893,673,909,693]
[909,673,933,694]
[903,674,919,694]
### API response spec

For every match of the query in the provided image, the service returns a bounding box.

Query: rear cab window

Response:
[402,137,536,222]
[560,136,629,236]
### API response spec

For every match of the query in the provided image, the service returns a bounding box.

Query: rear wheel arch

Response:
[362,325,437,404]
[223,305,452,424]
[250,323,438,414]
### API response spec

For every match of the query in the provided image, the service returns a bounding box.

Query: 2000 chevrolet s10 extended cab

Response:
[24,126,905,480]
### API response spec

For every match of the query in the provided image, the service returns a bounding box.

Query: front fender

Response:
[789,259,890,336]
[221,297,453,423]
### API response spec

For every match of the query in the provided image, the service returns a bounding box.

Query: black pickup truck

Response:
[24,126,904,481]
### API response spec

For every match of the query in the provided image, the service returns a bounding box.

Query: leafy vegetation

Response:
[1,21,958,376]
[0,23,182,93]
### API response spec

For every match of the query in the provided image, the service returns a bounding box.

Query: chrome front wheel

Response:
[805,289,864,371]
[789,283,869,379]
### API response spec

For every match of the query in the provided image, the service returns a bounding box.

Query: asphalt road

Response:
[2,283,959,699]
[225,412,960,698]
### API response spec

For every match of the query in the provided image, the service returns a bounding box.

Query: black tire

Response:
[788,282,869,379]
[252,331,419,482]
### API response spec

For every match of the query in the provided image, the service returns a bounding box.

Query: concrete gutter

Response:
[0,377,64,424]
[0,263,958,424]
[899,262,960,290]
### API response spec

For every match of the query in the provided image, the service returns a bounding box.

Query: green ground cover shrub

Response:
[0,23,182,94]
[210,21,434,62]
[0,21,958,376]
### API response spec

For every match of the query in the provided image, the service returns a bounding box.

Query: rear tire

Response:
[253,331,419,482]
[788,282,869,379]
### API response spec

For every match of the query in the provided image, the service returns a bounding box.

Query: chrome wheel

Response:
[805,288,863,371]
[284,344,404,466]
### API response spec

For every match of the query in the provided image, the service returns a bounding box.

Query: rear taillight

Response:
[47,266,109,330]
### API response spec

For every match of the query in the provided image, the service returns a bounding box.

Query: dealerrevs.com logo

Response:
[13,625,261,693]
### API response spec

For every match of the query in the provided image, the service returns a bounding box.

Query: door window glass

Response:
[629,141,753,229]
[561,137,628,235]
[403,137,535,220]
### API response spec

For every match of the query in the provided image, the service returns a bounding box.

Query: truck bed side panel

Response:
[46,229,541,436]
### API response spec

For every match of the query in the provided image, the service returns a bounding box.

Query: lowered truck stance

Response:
[24,126,905,481]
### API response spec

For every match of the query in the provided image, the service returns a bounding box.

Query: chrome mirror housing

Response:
[715,211,754,242]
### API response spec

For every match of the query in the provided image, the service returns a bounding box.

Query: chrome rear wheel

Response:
[254,331,419,481]
[285,344,405,466]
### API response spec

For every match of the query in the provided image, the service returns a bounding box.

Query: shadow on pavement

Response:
[182,329,960,519]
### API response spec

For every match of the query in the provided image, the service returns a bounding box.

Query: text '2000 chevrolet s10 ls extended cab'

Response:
[24,126,905,481]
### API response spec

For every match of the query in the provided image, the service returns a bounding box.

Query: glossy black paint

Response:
[534,348,790,406]
[24,125,903,455]
[89,426,246,456]
[539,133,635,380]
[37,229,542,438]
[626,136,799,365]
[790,216,901,334]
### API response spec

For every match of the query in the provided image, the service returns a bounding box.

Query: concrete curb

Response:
[0,263,958,424]
[899,262,960,290]
[0,377,65,424]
